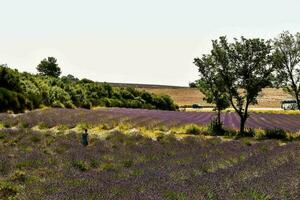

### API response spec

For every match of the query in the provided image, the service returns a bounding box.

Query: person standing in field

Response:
[82,129,89,146]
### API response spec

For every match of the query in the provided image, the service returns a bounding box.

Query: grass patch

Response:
[164,190,186,200]
[122,159,133,168]
[0,181,21,199]
[18,121,29,129]
[184,124,202,135]
[10,170,27,183]
[72,160,89,172]
[30,135,41,143]
[99,163,117,172]
[37,122,50,129]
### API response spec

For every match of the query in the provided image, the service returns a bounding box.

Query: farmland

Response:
[0,108,300,199]
[134,86,291,108]
[2,108,299,132]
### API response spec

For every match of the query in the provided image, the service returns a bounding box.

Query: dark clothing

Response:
[82,133,88,146]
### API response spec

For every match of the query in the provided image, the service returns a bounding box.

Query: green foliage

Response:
[194,55,230,125]
[0,87,27,113]
[184,124,202,135]
[164,191,186,200]
[237,128,256,138]
[122,160,133,168]
[0,181,20,199]
[10,170,27,183]
[30,135,41,143]
[0,65,22,92]
[72,160,89,171]
[37,57,61,77]
[272,31,300,110]
[0,65,177,112]
[264,128,287,140]
[18,121,29,129]
[208,119,225,136]
[197,36,274,134]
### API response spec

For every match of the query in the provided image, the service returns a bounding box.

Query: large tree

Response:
[272,31,300,110]
[210,36,274,134]
[37,57,61,78]
[194,55,230,127]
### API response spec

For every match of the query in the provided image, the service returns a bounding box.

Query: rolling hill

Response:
[107,82,291,108]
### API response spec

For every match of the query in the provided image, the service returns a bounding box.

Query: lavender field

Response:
[1,108,300,132]
[0,128,299,199]
[1,108,300,199]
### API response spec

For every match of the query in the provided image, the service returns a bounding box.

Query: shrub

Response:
[237,128,255,138]
[184,124,202,135]
[30,135,41,143]
[57,124,70,131]
[76,123,92,131]
[208,119,225,136]
[38,122,49,129]
[10,170,27,182]
[0,87,27,113]
[164,191,186,200]
[100,163,117,172]
[72,160,89,172]
[122,160,133,168]
[264,128,287,140]
[90,159,99,168]
[0,181,20,199]
[18,121,29,129]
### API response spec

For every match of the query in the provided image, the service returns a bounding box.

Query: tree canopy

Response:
[195,36,274,134]
[194,55,230,127]
[37,57,61,77]
[272,31,300,110]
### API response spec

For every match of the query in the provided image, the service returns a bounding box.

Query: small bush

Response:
[184,124,202,135]
[72,160,89,171]
[18,121,29,129]
[237,128,255,138]
[30,135,41,143]
[158,134,177,144]
[243,140,252,146]
[0,133,6,140]
[264,128,287,140]
[164,191,186,200]
[122,160,133,168]
[38,122,49,129]
[100,163,117,172]
[90,159,99,168]
[208,119,225,136]
[10,170,27,182]
[57,124,70,131]
[76,123,92,131]
[0,181,20,199]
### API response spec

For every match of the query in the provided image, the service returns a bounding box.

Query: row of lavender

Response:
[2,128,299,199]
[0,108,300,131]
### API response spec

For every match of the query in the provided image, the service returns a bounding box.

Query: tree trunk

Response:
[239,116,246,134]
[295,91,300,110]
[217,108,221,125]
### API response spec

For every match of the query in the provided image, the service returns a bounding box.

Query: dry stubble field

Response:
[139,87,291,108]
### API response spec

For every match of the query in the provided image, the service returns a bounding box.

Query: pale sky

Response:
[1,0,300,86]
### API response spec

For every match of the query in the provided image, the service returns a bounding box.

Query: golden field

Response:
[139,87,291,108]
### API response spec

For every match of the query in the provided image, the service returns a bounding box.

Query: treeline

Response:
[0,65,178,113]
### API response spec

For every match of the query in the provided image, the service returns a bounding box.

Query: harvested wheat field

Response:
[140,87,291,108]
